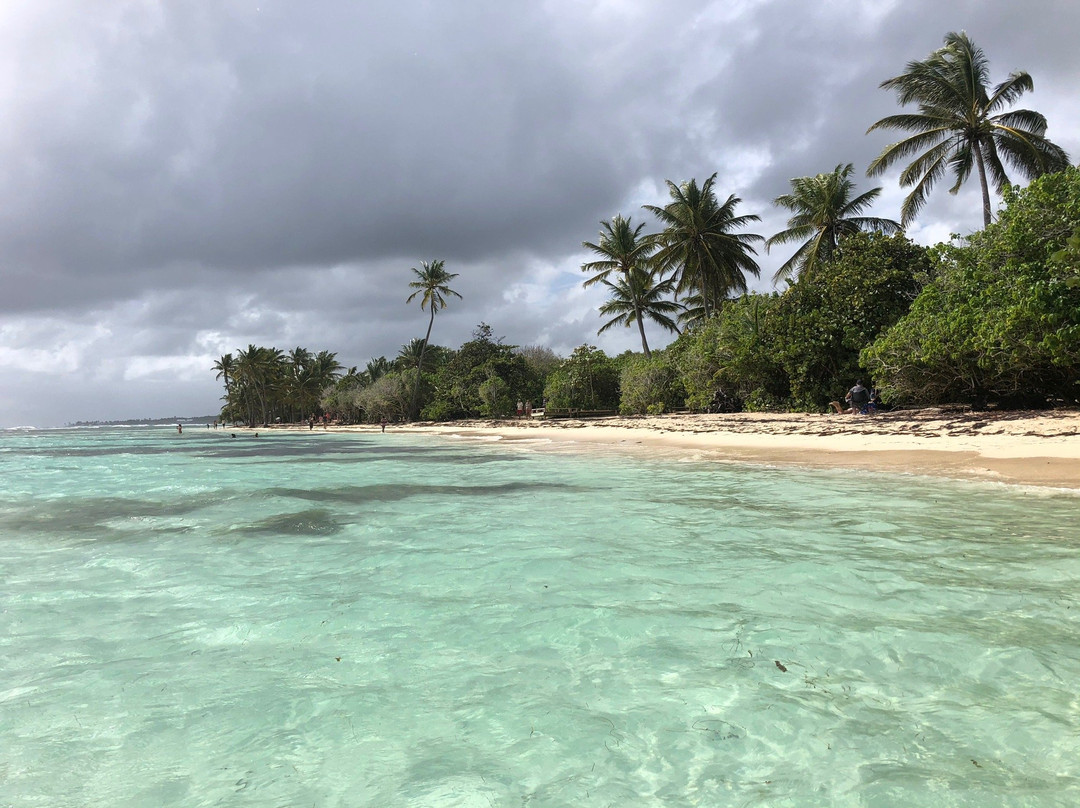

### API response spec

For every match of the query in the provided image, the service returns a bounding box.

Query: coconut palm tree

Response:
[311,350,343,384]
[867,31,1070,227]
[644,174,762,318]
[365,356,392,384]
[582,215,660,355]
[305,350,342,419]
[396,338,428,370]
[766,164,901,282]
[213,353,235,396]
[581,215,658,288]
[596,267,682,356]
[406,259,461,419]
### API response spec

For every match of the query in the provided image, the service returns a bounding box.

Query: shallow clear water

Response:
[1,426,1079,807]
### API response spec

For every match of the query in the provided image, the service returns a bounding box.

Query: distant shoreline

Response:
[66,416,218,427]
[246,408,1080,490]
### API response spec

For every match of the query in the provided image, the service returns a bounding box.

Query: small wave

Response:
[444,433,503,442]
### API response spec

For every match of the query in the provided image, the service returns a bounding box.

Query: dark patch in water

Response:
[200,444,523,465]
[27,445,186,458]
[0,496,206,534]
[244,451,527,465]
[266,481,588,504]
[233,508,344,536]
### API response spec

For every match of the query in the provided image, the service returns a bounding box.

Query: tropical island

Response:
[209,33,1080,485]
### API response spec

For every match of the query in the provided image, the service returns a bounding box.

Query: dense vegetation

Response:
[212,33,1078,424]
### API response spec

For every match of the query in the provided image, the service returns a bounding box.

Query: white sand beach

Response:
[303,409,1080,489]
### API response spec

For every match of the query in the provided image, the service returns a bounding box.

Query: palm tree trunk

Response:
[699,266,711,319]
[635,307,651,358]
[974,143,993,228]
[409,308,435,420]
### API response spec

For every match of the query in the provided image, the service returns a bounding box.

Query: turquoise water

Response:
[1,426,1079,807]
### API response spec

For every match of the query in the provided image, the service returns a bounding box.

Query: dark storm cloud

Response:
[2,0,642,305]
[2,0,1078,425]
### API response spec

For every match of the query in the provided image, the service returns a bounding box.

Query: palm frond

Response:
[987,71,1034,113]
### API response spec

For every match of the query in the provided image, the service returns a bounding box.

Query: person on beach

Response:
[849,381,870,413]
[829,380,870,415]
[177,422,182,434]
[517,400,524,418]
[380,417,387,433]
[525,401,532,418]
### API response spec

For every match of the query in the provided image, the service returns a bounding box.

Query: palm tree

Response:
[365,356,392,383]
[581,215,658,288]
[766,164,901,282]
[307,351,342,419]
[311,350,343,383]
[596,267,682,357]
[396,338,428,370]
[675,291,707,331]
[284,347,314,421]
[406,259,461,419]
[582,215,660,353]
[867,30,1070,227]
[235,345,286,425]
[644,174,762,318]
[213,353,235,396]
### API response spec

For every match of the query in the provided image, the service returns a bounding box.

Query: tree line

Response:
[212,32,1080,423]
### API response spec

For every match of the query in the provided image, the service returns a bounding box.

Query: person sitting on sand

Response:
[849,380,871,414]
[829,391,853,414]
[829,380,871,415]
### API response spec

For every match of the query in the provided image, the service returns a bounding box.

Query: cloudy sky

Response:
[2,0,1078,426]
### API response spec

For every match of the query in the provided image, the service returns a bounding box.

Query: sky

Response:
[2,0,1079,427]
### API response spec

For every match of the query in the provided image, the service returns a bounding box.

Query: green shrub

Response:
[865,168,1080,406]
[544,345,620,409]
[619,353,684,415]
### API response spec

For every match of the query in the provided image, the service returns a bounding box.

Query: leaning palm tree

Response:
[766,164,901,282]
[406,259,461,420]
[867,30,1070,227]
[213,353,235,398]
[596,267,682,357]
[644,174,762,318]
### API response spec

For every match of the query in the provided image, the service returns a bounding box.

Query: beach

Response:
[305,408,1080,489]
